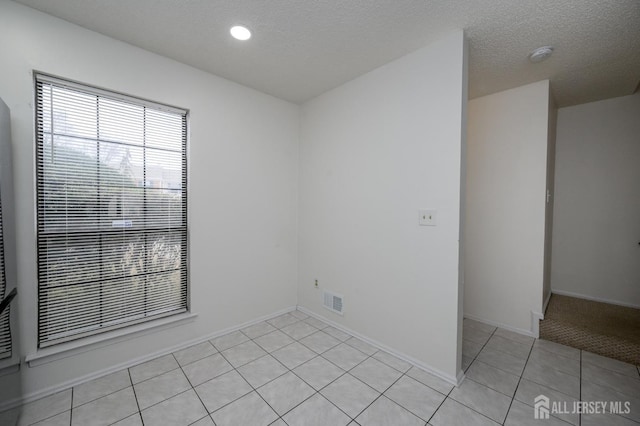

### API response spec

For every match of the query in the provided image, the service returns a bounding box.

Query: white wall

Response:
[0,1,299,404]
[298,32,467,382]
[551,93,640,308]
[465,81,551,335]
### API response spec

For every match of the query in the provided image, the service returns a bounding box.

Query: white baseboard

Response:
[465,295,551,340]
[0,306,297,412]
[463,313,536,338]
[530,311,543,339]
[297,306,463,387]
[530,291,553,339]
[551,290,640,310]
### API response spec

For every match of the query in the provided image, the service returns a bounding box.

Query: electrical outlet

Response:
[419,209,437,226]
[314,279,318,288]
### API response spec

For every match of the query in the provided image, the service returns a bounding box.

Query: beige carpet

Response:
[540,294,640,366]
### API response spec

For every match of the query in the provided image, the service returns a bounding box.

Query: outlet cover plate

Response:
[419,209,437,226]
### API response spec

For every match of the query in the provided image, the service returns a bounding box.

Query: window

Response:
[0,186,10,360]
[35,74,188,347]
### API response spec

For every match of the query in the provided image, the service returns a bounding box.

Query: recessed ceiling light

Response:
[230,25,251,41]
[529,46,554,63]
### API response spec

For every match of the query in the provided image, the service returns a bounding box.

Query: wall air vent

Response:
[323,291,344,315]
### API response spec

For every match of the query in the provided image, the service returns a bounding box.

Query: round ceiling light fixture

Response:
[230,25,251,41]
[528,46,554,63]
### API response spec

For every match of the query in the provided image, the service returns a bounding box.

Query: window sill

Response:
[25,312,198,367]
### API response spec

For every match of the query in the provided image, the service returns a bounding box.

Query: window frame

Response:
[0,184,10,361]
[0,96,17,369]
[34,72,190,348]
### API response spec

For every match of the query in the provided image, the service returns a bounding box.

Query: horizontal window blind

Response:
[0,186,10,360]
[35,74,188,347]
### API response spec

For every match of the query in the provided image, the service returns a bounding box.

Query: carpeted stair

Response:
[540,294,640,366]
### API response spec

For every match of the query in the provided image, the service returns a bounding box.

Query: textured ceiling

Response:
[14,0,640,106]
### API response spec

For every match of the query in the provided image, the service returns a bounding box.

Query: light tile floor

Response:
[2,313,640,425]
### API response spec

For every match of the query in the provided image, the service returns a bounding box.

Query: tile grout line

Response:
[347,370,407,424]
[496,335,581,425]
[206,352,270,416]
[254,317,399,423]
[26,334,230,422]
[69,387,73,426]
[462,374,519,399]
[353,353,441,421]
[308,349,382,422]
[452,325,526,425]
[313,341,444,424]
[500,335,536,425]
[131,370,192,409]
[368,352,455,424]
[99,358,224,422]
[13,389,74,426]
[424,384,456,425]
[259,325,422,424]
[518,368,581,399]
[467,324,498,367]
[215,330,294,424]
[287,351,348,392]
[171,352,212,426]
[462,327,536,398]
[262,323,367,422]
[246,315,361,423]
[127,367,144,426]
[53,373,141,425]
[173,340,219,367]
[579,349,582,426]
[298,333,461,424]
[467,332,579,426]
[445,385,512,425]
